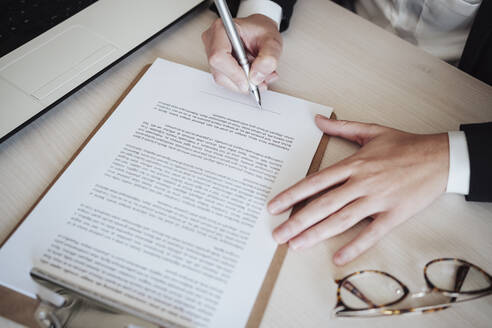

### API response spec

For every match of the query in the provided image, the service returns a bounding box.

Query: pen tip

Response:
[251,86,262,110]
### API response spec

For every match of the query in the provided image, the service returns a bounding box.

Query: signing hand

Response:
[202,14,282,93]
[268,115,450,266]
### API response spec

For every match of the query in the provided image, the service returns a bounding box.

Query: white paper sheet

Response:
[0,58,332,327]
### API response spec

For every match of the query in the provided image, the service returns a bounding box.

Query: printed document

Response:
[0,58,332,327]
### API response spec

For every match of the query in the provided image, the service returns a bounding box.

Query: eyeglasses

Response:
[334,258,492,317]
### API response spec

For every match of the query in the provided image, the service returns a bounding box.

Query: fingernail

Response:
[273,227,290,244]
[250,71,265,86]
[289,238,305,250]
[315,114,328,120]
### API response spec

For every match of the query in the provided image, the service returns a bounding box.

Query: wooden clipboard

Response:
[0,64,334,328]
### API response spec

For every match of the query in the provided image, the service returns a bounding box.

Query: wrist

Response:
[241,13,279,31]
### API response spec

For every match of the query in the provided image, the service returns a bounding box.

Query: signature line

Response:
[200,90,280,115]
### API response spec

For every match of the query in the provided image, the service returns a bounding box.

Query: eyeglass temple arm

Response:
[450,265,470,302]
[340,280,375,307]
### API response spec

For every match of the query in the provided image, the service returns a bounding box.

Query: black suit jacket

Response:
[458,1,492,202]
[223,0,492,201]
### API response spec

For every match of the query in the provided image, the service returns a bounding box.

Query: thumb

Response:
[315,115,384,145]
[249,36,282,86]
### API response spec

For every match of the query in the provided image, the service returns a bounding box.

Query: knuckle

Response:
[305,172,323,187]
[368,123,380,133]
[212,18,223,30]
[369,123,387,137]
[338,120,351,129]
[272,36,283,50]
[335,213,353,232]
[288,215,306,235]
[280,189,297,206]
[283,220,298,238]
[258,54,278,72]
[272,34,283,44]
[315,195,333,209]
[309,225,326,242]
[349,158,367,171]
[358,196,376,213]
[264,36,282,52]
[208,53,224,68]
[362,174,381,191]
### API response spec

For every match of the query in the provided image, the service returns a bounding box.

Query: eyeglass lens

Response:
[340,271,405,309]
[426,260,491,293]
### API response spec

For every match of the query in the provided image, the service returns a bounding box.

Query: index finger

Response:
[268,162,352,215]
[202,21,249,93]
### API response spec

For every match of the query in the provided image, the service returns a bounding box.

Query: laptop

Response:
[0,0,205,142]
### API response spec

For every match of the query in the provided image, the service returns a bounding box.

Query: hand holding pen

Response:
[202,4,283,107]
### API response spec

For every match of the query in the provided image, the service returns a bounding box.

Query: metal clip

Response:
[31,268,173,328]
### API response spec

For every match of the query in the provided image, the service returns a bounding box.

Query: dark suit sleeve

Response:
[460,122,492,202]
[459,0,492,86]
[270,0,297,31]
[211,0,297,32]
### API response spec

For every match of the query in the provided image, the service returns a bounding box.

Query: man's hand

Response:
[202,14,282,93]
[268,115,450,266]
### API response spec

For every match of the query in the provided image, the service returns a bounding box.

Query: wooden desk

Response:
[1,0,491,327]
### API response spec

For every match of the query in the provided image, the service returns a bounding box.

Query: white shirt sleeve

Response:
[446,131,471,195]
[237,0,283,30]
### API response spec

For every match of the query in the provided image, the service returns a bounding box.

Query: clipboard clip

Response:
[30,268,165,328]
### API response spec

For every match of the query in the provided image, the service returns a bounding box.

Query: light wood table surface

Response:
[1,0,492,327]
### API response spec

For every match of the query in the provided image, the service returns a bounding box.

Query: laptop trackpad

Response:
[0,26,117,101]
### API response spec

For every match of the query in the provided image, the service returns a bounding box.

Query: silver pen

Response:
[214,0,262,109]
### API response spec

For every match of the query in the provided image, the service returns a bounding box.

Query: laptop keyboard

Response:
[0,0,99,58]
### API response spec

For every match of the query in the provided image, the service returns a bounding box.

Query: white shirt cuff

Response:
[237,0,282,29]
[446,131,470,195]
